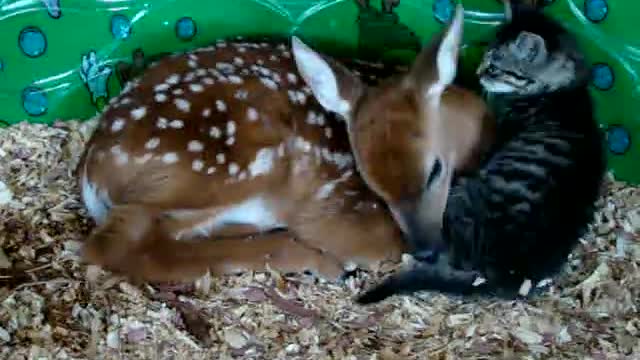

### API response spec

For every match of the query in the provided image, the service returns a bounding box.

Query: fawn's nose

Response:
[391,206,445,265]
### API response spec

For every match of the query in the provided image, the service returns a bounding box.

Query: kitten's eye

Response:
[425,158,443,189]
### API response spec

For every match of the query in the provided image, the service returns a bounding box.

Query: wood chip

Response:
[0,181,12,206]
[0,249,11,269]
[223,329,247,349]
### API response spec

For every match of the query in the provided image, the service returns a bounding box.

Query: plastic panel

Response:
[0,0,638,183]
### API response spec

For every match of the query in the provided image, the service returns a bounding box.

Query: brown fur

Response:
[78,41,406,283]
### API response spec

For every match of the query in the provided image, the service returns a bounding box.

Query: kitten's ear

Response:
[409,3,465,99]
[513,31,547,61]
[291,36,364,121]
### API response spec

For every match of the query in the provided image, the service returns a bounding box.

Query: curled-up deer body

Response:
[78,3,494,284]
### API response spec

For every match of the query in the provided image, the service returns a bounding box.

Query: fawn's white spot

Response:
[260,77,278,90]
[192,159,204,172]
[216,62,234,73]
[174,98,191,113]
[189,83,204,93]
[226,121,236,136]
[269,54,278,62]
[306,111,324,125]
[225,137,235,146]
[119,97,132,105]
[330,151,354,169]
[162,152,179,164]
[196,68,208,77]
[130,106,147,120]
[166,74,180,85]
[228,162,240,175]
[173,88,184,96]
[233,57,244,66]
[157,117,168,129]
[155,93,168,103]
[238,171,248,181]
[287,73,298,84]
[288,90,307,105]
[187,140,204,152]
[110,145,122,155]
[216,100,227,112]
[324,127,332,139]
[202,108,211,117]
[295,137,312,153]
[277,143,286,157]
[209,126,221,138]
[188,53,198,61]
[234,89,248,100]
[315,170,353,200]
[188,60,198,68]
[206,166,216,174]
[246,107,259,122]
[111,118,125,132]
[169,119,184,129]
[145,137,160,150]
[153,83,171,92]
[228,75,243,84]
[216,153,225,164]
[248,148,275,177]
[134,153,153,165]
[114,152,129,166]
[184,72,196,82]
[238,47,247,53]
[202,77,215,85]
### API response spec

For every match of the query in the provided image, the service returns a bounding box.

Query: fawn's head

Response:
[292,4,467,256]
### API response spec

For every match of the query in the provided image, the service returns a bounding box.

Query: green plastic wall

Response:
[0,0,638,183]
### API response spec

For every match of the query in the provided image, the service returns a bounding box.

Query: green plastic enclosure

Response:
[0,0,638,183]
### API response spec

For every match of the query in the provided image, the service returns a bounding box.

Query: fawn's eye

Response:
[425,158,442,189]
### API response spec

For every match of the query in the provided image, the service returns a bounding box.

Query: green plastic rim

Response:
[0,0,638,183]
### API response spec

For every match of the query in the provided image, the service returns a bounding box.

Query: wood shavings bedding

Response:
[0,119,639,359]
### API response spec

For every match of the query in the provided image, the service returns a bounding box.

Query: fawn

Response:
[77,4,495,284]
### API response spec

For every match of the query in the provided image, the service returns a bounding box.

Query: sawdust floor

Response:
[0,119,638,360]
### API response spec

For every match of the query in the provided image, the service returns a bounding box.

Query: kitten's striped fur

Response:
[358,5,607,303]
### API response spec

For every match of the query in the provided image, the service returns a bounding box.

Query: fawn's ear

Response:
[291,36,364,121]
[408,3,465,100]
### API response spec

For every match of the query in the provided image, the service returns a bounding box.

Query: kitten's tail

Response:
[356,264,484,304]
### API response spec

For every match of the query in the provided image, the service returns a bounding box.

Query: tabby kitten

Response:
[357,6,607,303]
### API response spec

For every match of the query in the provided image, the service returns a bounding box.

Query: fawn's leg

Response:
[290,178,408,272]
[81,204,345,283]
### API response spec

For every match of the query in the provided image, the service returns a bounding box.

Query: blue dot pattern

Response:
[433,0,454,24]
[19,27,47,58]
[607,125,631,155]
[22,87,48,117]
[111,14,132,40]
[585,0,608,22]
[176,17,196,40]
[591,63,614,90]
